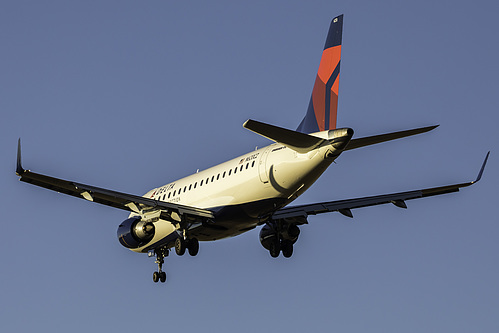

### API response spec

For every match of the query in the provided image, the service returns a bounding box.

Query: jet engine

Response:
[117,216,155,249]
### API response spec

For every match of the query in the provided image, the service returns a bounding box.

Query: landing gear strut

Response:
[153,247,168,283]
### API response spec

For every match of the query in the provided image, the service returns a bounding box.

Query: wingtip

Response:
[415,124,439,134]
[16,138,25,176]
[473,151,490,183]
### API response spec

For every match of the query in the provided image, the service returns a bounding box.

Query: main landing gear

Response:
[269,238,294,258]
[260,222,300,258]
[175,237,199,257]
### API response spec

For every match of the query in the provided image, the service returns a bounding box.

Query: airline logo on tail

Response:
[297,14,343,133]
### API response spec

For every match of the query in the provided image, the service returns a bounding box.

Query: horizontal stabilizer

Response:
[244,119,326,153]
[345,125,439,151]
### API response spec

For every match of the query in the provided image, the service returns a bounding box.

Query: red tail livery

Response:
[297,15,343,133]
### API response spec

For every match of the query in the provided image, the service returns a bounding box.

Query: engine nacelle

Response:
[259,223,300,250]
[117,216,155,249]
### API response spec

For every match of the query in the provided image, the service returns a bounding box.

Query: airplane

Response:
[16,15,489,283]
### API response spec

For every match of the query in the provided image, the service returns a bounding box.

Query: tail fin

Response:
[297,15,343,133]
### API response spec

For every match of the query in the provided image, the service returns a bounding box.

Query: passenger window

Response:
[229,169,232,176]
[189,184,192,191]
[194,182,197,189]
[234,167,237,174]
[168,192,171,198]
[246,163,249,169]
[173,190,176,197]
[184,186,187,192]
[211,176,215,182]
[252,161,255,167]
[200,180,204,186]
[217,174,220,180]
[240,165,243,171]
[223,171,226,178]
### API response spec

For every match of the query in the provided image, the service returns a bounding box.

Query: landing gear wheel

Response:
[159,271,166,283]
[281,240,293,258]
[187,238,199,256]
[269,239,281,258]
[175,237,186,256]
[153,271,160,283]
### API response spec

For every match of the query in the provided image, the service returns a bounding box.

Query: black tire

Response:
[281,241,293,258]
[187,238,199,256]
[269,239,280,258]
[153,271,159,283]
[160,271,166,283]
[175,237,186,256]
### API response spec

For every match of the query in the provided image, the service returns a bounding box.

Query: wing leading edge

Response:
[15,139,214,220]
[273,152,490,220]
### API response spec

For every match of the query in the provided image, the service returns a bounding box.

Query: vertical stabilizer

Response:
[297,15,343,133]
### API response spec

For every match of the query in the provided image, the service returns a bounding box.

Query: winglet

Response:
[473,151,490,184]
[16,138,25,176]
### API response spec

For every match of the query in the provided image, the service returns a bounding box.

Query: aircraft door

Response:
[258,146,271,183]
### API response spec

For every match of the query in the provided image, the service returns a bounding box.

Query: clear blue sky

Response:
[2,1,498,332]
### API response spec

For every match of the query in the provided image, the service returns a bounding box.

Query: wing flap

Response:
[273,190,422,219]
[273,152,489,220]
[18,170,214,219]
[16,140,214,220]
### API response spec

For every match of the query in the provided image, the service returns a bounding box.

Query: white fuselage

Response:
[130,132,340,253]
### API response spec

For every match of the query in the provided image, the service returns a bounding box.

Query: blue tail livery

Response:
[297,14,343,133]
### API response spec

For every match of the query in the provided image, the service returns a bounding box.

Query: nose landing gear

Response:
[151,236,200,283]
[152,247,168,283]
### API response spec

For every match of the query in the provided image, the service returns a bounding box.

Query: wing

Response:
[15,139,214,221]
[273,152,489,220]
